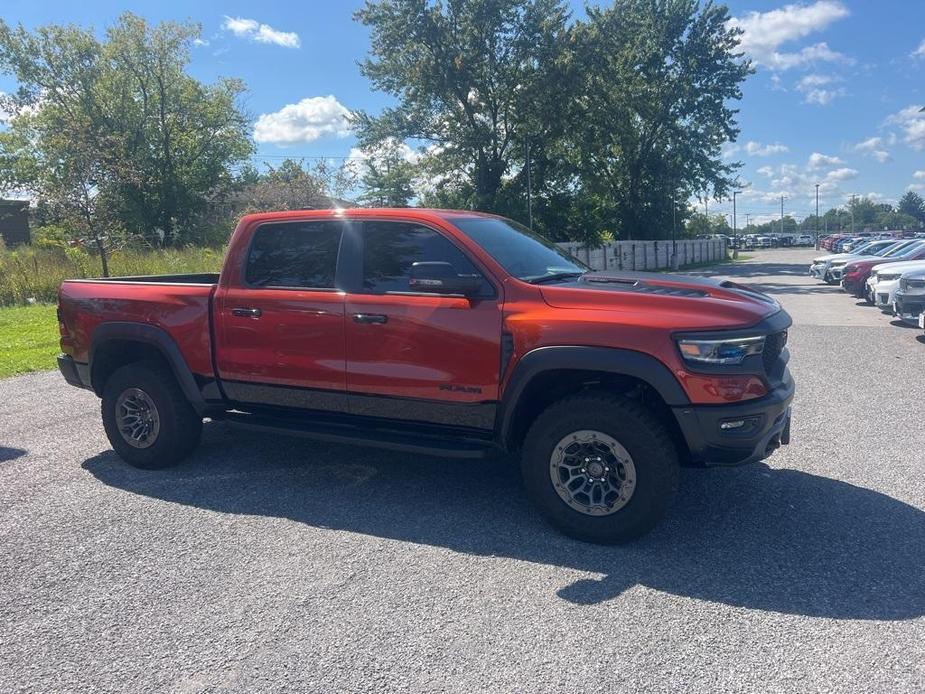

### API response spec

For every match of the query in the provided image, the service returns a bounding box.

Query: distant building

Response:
[0,200,30,246]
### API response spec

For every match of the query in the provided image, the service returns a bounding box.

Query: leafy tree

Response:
[0,13,252,248]
[352,0,571,211]
[898,191,925,225]
[229,159,357,213]
[357,142,416,207]
[686,212,731,237]
[568,0,752,240]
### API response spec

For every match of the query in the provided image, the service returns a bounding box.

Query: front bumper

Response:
[672,368,795,466]
[809,263,830,280]
[894,291,925,326]
[841,277,866,296]
[57,354,92,390]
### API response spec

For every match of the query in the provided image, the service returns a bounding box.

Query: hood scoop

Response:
[581,274,709,297]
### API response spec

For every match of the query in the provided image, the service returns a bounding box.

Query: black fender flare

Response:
[496,346,689,449]
[89,322,206,414]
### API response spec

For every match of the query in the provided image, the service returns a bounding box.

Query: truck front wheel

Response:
[101,360,203,469]
[521,393,679,544]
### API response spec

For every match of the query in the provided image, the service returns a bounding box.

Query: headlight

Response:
[677,336,765,365]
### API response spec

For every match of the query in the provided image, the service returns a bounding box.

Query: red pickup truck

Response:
[57,209,793,543]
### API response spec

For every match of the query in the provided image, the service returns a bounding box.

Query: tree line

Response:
[0,1,778,250]
[686,192,925,238]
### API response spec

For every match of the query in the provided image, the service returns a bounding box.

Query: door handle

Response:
[232,307,262,318]
[352,313,388,324]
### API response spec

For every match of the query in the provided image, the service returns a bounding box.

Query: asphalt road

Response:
[1,248,923,693]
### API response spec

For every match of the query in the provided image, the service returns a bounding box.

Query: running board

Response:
[220,411,499,459]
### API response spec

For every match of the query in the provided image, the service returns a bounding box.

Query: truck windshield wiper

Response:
[528,272,585,285]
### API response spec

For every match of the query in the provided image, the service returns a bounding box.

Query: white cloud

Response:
[745,141,789,156]
[729,2,852,70]
[914,170,925,180]
[826,167,858,182]
[795,73,845,105]
[254,95,352,145]
[193,38,210,47]
[912,39,925,59]
[887,105,925,150]
[908,183,925,192]
[852,136,891,163]
[222,16,300,48]
[808,152,844,168]
[721,143,740,160]
[756,165,775,177]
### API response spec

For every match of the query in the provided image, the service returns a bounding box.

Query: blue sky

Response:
[1,0,924,224]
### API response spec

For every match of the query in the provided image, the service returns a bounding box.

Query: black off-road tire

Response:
[101,360,202,469]
[521,392,679,545]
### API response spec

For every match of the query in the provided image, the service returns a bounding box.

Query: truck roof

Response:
[237,207,498,226]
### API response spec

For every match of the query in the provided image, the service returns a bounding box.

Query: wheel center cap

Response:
[585,457,605,478]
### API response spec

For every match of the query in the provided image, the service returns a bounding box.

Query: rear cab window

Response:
[245,221,344,289]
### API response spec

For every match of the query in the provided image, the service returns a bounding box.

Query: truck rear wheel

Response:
[101,360,202,469]
[521,392,679,544]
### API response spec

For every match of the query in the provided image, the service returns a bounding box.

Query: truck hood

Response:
[538,271,780,331]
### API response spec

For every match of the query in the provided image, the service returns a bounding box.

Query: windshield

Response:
[872,242,902,256]
[882,241,915,257]
[450,216,589,282]
[893,241,925,258]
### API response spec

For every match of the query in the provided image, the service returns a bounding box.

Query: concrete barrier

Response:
[555,239,725,272]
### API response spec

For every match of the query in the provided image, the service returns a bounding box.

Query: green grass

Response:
[0,304,60,378]
[0,245,224,306]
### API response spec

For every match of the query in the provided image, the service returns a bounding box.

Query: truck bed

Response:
[58,275,217,378]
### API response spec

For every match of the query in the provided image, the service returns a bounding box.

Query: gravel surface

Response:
[1,248,923,693]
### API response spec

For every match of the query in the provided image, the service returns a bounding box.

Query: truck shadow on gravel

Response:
[82,423,925,621]
[0,446,27,462]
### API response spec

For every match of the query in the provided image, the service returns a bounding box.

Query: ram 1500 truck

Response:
[57,209,794,544]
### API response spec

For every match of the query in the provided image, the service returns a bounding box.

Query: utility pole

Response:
[671,198,678,269]
[849,194,857,234]
[745,213,751,229]
[815,183,820,248]
[524,140,533,229]
[732,190,742,259]
[780,195,785,235]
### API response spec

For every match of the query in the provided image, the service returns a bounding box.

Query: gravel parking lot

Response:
[1,248,923,693]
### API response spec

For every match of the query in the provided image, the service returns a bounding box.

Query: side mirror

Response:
[409,261,483,297]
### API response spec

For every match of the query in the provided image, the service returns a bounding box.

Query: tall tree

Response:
[568,0,752,239]
[352,0,571,211]
[357,142,416,207]
[0,14,252,247]
[898,190,925,225]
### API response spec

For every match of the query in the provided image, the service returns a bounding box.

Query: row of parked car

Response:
[818,231,925,253]
[729,233,815,249]
[809,236,925,330]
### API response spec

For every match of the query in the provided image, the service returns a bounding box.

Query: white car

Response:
[865,259,925,311]
[893,267,925,325]
[808,240,899,282]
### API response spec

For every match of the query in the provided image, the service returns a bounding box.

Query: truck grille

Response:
[762,330,788,373]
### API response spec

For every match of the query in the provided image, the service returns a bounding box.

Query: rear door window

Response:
[245,221,344,289]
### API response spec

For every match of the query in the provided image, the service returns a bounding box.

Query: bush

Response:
[0,245,224,305]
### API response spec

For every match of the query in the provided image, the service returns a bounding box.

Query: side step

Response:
[220,410,500,459]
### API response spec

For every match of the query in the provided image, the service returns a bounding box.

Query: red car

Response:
[57,209,794,543]
[841,241,925,298]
